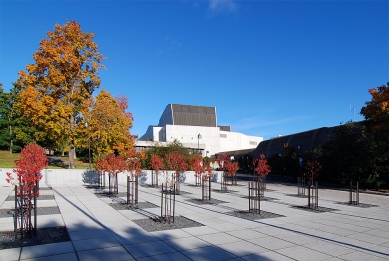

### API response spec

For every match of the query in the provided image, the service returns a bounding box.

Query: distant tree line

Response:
[244,83,389,190]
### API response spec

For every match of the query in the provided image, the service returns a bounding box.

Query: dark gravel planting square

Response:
[241,196,279,201]
[228,210,285,220]
[0,207,61,218]
[38,187,53,190]
[291,205,339,213]
[212,189,238,193]
[286,194,309,198]
[108,201,159,210]
[186,198,228,205]
[6,195,55,201]
[132,216,204,232]
[140,184,160,188]
[93,191,127,198]
[335,202,378,208]
[0,226,70,250]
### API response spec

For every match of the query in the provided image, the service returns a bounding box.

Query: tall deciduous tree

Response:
[361,82,389,144]
[16,20,105,168]
[81,89,134,157]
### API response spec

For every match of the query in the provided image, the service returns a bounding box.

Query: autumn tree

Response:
[165,151,188,191]
[189,154,204,185]
[214,153,230,172]
[361,82,389,144]
[360,82,389,186]
[202,158,214,181]
[16,20,105,168]
[95,154,126,194]
[126,150,142,178]
[225,160,239,177]
[81,89,134,157]
[150,154,164,186]
[6,143,48,232]
[253,154,271,181]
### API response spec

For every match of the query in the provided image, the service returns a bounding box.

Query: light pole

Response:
[85,122,92,170]
[197,133,202,155]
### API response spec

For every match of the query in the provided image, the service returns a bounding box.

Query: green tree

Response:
[0,83,36,153]
[319,122,381,188]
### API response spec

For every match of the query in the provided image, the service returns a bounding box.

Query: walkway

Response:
[0,180,388,261]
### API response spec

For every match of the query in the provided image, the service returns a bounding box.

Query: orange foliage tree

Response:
[6,143,48,232]
[150,154,164,186]
[202,159,214,181]
[126,150,142,179]
[95,154,127,194]
[360,82,389,145]
[16,20,105,168]
[189,155,204,185]
[253,154,271,181]
[81,89,134,156]
[165,151,188,190]
[215,153,229,172]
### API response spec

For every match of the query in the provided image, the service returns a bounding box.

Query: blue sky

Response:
[1,0,388,140]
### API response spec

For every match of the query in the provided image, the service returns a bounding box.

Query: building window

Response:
[250,141,257,145]
[220,134,227,138]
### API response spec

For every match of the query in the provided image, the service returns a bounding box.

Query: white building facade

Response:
[138,104,263,158]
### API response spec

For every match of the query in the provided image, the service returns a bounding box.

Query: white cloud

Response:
[208,0,239,14]
[157,36,182,55]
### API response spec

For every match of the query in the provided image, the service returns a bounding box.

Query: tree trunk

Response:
[68,115,75,169]
[8,116,13,154]
[9,124,13,154]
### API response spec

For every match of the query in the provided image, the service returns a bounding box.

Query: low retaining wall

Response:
[1,168,223,186]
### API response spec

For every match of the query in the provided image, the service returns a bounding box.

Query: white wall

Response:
[1,168,223,187]
[219,130,263,152]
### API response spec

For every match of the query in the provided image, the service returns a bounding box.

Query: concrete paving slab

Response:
[226,229,269,240]
[136,251,192,261]
[150,228,193,240]
[180,245,238,261]
[346,232,389,245]
[69,228,112,241]
[338,250,389,261]
[248,236,297,251]
[217,240,268,257]
[72,236,121,252]
[77,246,135,261]
[123,240,176,259]
[197,232,243,245]
[242,251,295,261]
[0,247,21,261]
[22,252,78,261]
[303,240,356,257]
[163,236,211,251]
[19,242,74,260]
[181,225,220,236]
[275,245,333,261]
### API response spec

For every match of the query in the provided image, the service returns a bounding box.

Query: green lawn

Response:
[0,151,90,169]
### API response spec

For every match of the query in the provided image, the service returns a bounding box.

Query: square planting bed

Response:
[132,216,204,232]
[0,226,70,250]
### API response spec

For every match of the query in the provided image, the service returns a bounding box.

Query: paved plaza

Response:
[0,179,388,261]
